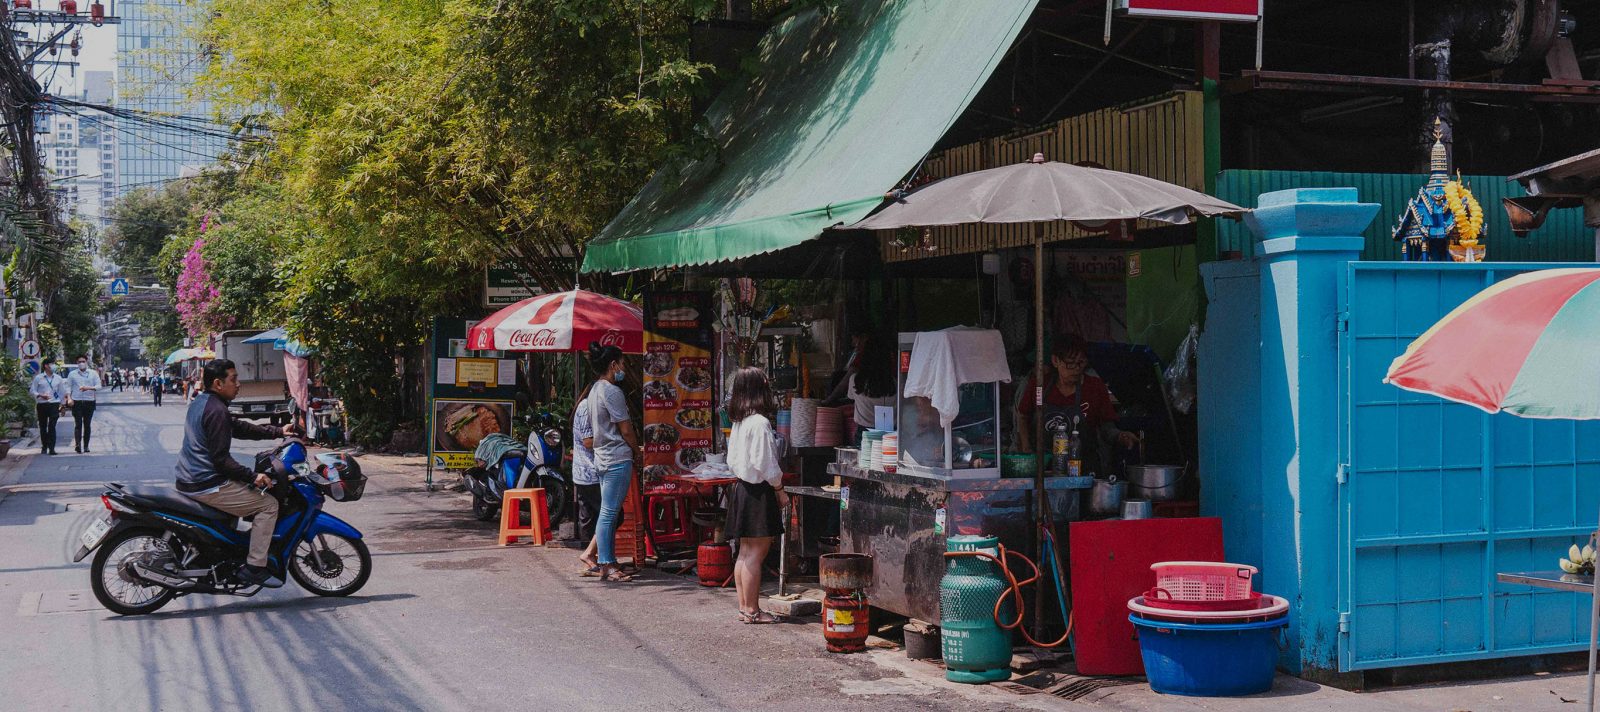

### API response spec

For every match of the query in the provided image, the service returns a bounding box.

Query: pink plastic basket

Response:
[1150,561,1258,602]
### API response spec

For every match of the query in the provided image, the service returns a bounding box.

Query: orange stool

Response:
[497,488,549,546]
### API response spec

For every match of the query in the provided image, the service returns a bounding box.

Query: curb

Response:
[0,433,40,508]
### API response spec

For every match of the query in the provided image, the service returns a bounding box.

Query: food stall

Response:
[830,327,1089,622]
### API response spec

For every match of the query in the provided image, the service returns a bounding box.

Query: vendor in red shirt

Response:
[1017,336,1139,475]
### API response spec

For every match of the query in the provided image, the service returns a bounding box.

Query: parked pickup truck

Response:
[212,329,292,424]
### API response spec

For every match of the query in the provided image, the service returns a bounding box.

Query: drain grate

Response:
[992,682,1043,695]
[1048,676,1140,701]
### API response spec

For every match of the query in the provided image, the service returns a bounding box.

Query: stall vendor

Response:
[1016,336,1139,475]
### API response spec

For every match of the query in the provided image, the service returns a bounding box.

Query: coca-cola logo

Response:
[599,330,625,347]
[471,332,493,350]
[508,329,558,348]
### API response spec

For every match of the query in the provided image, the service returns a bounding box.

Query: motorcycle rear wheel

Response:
[90,530,177,615]
[472,493,497,521]
[289,534,371,597]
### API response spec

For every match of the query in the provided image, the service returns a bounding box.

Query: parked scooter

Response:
[76,438,370,615]
[460,413,567,524]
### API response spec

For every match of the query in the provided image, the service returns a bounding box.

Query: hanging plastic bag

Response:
[1164,324,1199,415]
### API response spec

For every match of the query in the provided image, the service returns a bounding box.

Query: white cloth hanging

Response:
[902,327,1011,428]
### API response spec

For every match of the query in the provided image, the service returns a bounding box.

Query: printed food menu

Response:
[642,291,715,491]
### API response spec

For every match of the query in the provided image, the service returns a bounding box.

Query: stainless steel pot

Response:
[1089,477,1125,517]
[1126,464,1184,502]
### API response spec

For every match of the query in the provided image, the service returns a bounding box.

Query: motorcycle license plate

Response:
[79,516,112,551]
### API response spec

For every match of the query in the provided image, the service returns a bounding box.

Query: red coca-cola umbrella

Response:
[468,289,643,354]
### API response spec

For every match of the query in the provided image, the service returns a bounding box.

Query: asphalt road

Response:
[0,390,1056,712]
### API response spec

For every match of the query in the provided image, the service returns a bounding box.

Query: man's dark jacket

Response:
[175,392,282,493]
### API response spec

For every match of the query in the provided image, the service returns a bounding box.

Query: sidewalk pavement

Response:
[365,452,1590,712]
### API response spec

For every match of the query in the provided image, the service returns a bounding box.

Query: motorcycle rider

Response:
[175,359,298,588]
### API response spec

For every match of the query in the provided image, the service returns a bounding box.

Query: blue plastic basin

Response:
[1129,614,1287,697]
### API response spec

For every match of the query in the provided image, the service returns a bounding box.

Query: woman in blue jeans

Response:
[581,343,640,582]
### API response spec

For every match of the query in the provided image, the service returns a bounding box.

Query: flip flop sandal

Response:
[600,568,637,582]
[579,566,602,577]
[738,610,779,624]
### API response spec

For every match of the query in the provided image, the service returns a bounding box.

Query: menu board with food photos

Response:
[641,291,715,490]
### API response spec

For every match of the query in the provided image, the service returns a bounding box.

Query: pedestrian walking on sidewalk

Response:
[725,367,788,624]
[583,343,639,583]
[151,374,164,407]
[67,355,101,453]
[29,358,68,455]
[571,382,601,576]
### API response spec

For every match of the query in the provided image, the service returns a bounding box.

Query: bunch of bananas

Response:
[1560,542,1596,575]
[1443,179,1484,247]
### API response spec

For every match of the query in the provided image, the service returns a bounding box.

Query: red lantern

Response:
[14,1,33,12]
[89,1,102,25]
[59,0,75,13]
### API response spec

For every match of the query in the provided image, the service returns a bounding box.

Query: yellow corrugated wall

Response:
[880,91,1205,261]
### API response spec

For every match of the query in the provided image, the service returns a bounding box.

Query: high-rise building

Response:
[115,0,228,195]
[81,71,117,230]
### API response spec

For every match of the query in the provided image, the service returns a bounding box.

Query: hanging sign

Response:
[640,291,715,492]
[1114,0,1261,22]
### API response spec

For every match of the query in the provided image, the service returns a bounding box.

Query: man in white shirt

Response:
[29,358,68,455]
[67,355,101,453]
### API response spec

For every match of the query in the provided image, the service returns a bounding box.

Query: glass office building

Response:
[115,0,228,195]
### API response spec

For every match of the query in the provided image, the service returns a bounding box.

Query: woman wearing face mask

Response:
[1016,336,1138,476]
[581,343,640,582]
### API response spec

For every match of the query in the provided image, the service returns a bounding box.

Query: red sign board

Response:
[1115,0,1260,22]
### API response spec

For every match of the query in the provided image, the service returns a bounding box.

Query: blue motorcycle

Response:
[75,439,370,615]
[462,413,567,524]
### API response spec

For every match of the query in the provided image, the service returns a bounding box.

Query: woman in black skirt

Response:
[725,367,789,623]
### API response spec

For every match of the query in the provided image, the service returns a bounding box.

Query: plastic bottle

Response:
[1066,429,1082,478]
[1051,422,1070,472]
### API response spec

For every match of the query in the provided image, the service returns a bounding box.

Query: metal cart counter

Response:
[830,454,1087,622]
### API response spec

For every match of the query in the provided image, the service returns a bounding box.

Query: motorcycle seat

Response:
[117,484,237,523]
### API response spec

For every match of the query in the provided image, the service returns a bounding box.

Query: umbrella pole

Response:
[1590,499,1598,712]
[1033,231,1047,642]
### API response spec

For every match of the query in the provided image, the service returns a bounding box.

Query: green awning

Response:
[581,0,1039,273]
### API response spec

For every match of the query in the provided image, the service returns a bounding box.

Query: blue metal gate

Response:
[1338,262,1600,671]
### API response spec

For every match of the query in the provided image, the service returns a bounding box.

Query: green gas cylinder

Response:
[939,534,1013,683]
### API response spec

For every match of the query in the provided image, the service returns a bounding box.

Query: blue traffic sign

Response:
[109,278,130,296]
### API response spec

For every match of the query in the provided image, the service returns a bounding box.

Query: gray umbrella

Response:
[849,153,1247,229]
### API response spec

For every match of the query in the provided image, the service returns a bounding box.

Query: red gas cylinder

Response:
[696,541,732,587]
[59,0,75,14]
[14,1,33,11]
[823,593,870,652]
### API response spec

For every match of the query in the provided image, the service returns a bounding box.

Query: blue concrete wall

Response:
[1202,187,1600,675]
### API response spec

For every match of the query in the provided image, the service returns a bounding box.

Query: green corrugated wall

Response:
[1214,170,1594,262]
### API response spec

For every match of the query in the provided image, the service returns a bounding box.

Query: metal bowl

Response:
[1126,464,1184,502]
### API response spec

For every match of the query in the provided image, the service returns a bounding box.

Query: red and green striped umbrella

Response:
[1385,268,1600,418]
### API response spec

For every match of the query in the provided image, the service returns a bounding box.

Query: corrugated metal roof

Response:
[1215,170,1594,262]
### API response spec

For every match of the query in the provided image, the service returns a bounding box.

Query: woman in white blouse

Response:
[724,367,789,623]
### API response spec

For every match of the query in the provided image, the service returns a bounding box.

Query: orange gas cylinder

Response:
[823,593,870,652]
[697,542,732,587]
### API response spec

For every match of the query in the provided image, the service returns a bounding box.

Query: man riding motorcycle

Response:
[175,359,299,588]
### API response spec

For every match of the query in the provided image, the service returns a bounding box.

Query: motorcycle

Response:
[75,438,370,615]
[461,412,567,524]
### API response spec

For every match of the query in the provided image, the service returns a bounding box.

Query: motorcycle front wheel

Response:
[90,530,177,615]
[289,534,371,597]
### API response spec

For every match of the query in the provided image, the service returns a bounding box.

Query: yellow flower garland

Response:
[1443,180,1484,247]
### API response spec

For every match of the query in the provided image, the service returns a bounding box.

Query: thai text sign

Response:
[641,292,714,490]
